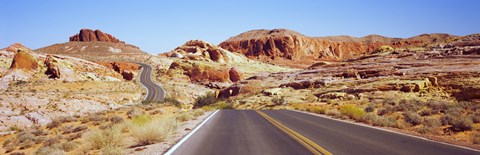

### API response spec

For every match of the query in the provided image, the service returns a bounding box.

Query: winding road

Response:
[167,110,479,155]
[138,63,165,103]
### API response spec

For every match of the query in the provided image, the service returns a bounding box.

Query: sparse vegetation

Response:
[176,112,194,122]
[193,92,219,108]
[403,111,423,126]
[339,104,365,120]
[132,118,178,146]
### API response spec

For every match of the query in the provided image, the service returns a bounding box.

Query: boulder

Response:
[229,67,243,82]
[217,85,241,99]
[44,55,61,78]
[10,49,38,71]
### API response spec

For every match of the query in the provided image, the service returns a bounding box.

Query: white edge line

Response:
[164,110,220,155]
[290,110,480,153]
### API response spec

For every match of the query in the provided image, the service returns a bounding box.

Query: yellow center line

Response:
[256,111,333,155]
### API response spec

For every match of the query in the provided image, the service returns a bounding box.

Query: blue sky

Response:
[1,0,479,54]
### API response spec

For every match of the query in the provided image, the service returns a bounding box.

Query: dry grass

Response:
[176,112,194,122]
[132,118,178,146]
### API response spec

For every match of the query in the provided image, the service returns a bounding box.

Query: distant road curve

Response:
[138,63,165,103]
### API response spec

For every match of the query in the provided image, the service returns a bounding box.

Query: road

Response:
[138,63,165,103]
[167,110,479,155]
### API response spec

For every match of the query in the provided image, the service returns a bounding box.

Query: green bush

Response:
[364,104,375,113]
[403,111,423,126]
[272,96,285,105]
[163,97,183,108]
[308,106,326,114]
[339,105,365,120]
[193,92,218,109]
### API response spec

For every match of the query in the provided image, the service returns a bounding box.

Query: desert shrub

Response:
[149,109,163,115]
[85,128,126,150]
[42,136,61,147]
[375,45,394,53]
[403,111,423,126]
[9,126,22,132]
[364,104,375,113]
[339,104,365,121]
[419,109,439,116]
[384,97,400,106]
[132,118,178,146]
[377,105,395,116]
[326,109,341,118]
[193,109,205,117]
[46,120,61,129]
[60,141,78,152]
[193,92,218,108]
[374,116,396,127]
[418,118,442,134]
[202,106,215,111]
[445,105,465,115]
[132,114,152,125]
[212,101,233,109]
[176,112,194,122]
[10,152,26,155]
[470,114,480,123]
[427,100,450,112]
[308,106,326,114]
[35,146,64,155]
[66,132,83,141]
[31,129,47,136]
[127,108,144,118]
[361,113,378,124]
[163,97,183,108]
[398,99,422,112]
[473,132,480,144]
[272,96,285,105]
[110,116,125,124]
[3,139,12,147]
[451,117,473,132]
[101,145,126,155]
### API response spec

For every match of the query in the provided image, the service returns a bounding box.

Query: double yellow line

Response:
[256,111,332,155]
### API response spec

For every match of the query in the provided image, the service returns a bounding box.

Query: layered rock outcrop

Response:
[44,55,61,78]
[219,29,383,61]
[69,29,124,43]
[164,40,247,63]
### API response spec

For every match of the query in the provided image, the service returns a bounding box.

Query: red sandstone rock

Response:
[10,49,38,71]
[69,29,124,43]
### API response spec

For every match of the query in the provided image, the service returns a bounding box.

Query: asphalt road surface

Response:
[138,63,165,103]
[167,110,479,155]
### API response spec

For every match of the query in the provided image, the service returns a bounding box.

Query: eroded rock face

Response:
[10,49,38,71]
[69,29,124,43]
[97,62,140,81]
[166,40,228,63]
[168,61,230,82]
[219,29,383,62]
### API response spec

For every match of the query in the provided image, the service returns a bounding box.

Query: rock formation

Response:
[219,29,459,68]
[1,43,31,52]
[44,55,61,78]
[10,49,38,71]
[229,67,242,82]
[97,62,140,81]
[69,29,124,43]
